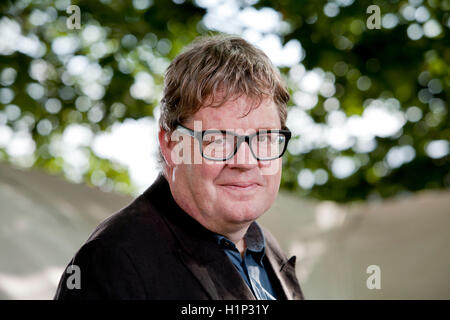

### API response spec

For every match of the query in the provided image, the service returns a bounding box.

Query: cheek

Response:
[260,158,282,181]
[261,160,282,196]
[265,174,281,194]
[191,162,225,193]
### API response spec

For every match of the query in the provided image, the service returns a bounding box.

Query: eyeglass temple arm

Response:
[175,125,195,137]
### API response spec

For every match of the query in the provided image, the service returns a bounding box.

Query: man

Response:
[54,35,304,300]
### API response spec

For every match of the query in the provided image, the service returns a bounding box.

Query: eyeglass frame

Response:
[175,123,292,161]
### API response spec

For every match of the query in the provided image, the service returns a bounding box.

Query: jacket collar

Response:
[143,173,222,264]
[213,222,266,266]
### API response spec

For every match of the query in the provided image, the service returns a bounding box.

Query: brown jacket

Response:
[54,174,304,300]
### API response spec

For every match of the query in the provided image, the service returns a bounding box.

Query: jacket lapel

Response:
[265,241,304,300]
[175,248,221,300]
[176,247,256,300]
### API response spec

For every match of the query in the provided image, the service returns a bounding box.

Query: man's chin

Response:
[221,206,266,225]
[216,183,263,200]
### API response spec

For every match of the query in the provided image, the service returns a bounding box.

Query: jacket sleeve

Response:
[54,239,147,300]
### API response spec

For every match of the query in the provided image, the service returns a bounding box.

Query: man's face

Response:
[166,96,283,235]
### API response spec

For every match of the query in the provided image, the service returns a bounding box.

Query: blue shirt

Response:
[213,222,277,300]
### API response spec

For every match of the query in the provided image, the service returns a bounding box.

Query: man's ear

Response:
[158,128,176,168]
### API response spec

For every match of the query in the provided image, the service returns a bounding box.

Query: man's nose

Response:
[226,140,258,168]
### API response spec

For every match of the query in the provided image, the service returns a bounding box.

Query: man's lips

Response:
[218,182,261,190]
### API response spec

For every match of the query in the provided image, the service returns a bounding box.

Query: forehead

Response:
[186,96,281,131]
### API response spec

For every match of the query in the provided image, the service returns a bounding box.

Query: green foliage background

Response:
[0,0,448,202]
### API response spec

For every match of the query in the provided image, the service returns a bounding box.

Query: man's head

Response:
[158,35,290,236]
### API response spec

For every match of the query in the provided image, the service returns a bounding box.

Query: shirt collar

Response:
[213,222,266,266]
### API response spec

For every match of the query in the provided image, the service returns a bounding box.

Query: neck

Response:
[235,237,247,258]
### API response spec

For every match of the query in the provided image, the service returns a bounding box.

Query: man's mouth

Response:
[218,182,261,191]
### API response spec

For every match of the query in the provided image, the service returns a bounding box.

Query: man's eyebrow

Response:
[251,127,283,132]
[256,127,281,130]
[204,127,281,132]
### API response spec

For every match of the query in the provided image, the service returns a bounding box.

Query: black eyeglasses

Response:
[175,124,291,161]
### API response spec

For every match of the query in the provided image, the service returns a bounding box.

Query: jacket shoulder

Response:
[85,192,166,248]
[54,190,175,299]
[54,236,146,299]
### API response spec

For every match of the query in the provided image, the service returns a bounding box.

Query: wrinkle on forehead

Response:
[185,96,281,132]
[200,86,267,116]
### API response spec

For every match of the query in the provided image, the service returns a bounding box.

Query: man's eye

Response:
[203,136,225,145]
